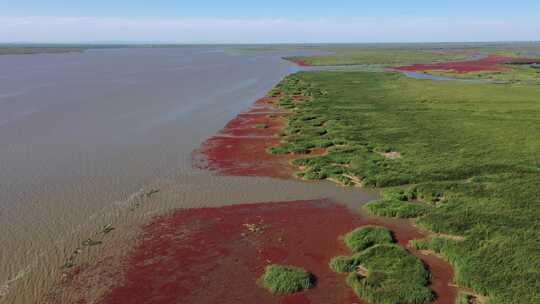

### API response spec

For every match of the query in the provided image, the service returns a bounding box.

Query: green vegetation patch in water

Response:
[259,264,314,294]
[345,245,433,304]
[251,123,268,129]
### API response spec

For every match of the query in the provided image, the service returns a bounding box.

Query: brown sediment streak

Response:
[396,54,540,73]
[193,95,297,179]
[99,199,362,304]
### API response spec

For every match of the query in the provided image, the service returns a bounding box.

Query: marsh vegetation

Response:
[259,264,315,294]
[270,69,540,303]
[330,226,433,304]
[281,42,540,67]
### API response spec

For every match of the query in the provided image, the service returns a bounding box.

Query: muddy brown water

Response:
[0,47,455,303]
[0,46,308,303]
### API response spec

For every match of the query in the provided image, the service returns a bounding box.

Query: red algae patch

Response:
[99,199,361,304]
[287,58,313,67]
[194,96,296,179]
[396,55,540,73]
[49,201,458,304]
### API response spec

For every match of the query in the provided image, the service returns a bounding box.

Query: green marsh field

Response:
[286,48,467,66]
[271,69,540,303]
[425,65,540,84]
[279,42,540,66]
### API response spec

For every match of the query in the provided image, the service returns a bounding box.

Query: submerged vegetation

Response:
[270,70,540,303]
[330,226,433,304]
[259,264,314,294]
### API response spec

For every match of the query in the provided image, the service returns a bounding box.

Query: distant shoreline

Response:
[0,44,209,56]
[0,47,86,55]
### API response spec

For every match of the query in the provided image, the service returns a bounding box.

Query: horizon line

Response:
[2,40,540,45]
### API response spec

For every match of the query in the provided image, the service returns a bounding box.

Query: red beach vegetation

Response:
[100,199,360,304]
[194,96,296,179]
[287,59,313,67]
[96,199,456,304]
[396,54,540,73]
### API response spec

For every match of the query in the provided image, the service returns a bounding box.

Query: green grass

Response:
[364,189,431,218]
[330,227,432,304]
[424,64,540,84]
[281,43,540,66]
[329,255,360,273]
[270,70,540,303]
[456,293,478,304]
[286,49,468,66]
[338,244,433,304]
[251,123,268,129]
[259,265,314,294]
[343,226,394,252]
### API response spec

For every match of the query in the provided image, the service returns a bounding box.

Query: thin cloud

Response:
[0,16,537,43]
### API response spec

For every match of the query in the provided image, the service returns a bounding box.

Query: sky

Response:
[0,0,539,43]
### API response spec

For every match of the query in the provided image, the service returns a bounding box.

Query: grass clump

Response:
[456,292,483,304]
[364,188,430,218]
[259,264,314,294]
[329,255,359,273]
[343,245,433,304]
[330,227,432,304]
[343,226,394,252]
[365,198,429,218]
[251,123,268,129]
[457,293,473,304]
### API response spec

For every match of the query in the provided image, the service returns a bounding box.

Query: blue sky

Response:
[1,1,539,43]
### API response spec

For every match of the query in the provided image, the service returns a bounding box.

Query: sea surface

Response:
[0,47,379,303]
